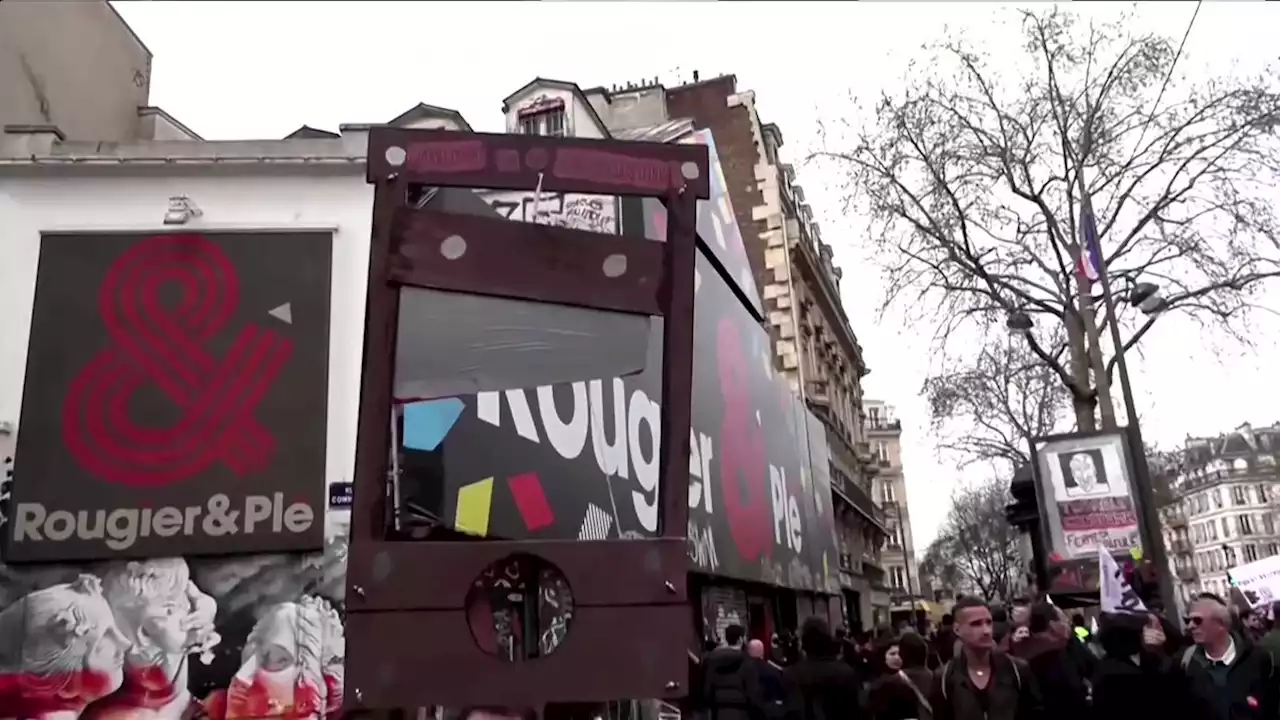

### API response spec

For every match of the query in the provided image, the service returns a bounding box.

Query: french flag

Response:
[1079,196,1103,283]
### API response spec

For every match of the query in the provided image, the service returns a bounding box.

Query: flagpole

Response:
[1081,191,1179,622]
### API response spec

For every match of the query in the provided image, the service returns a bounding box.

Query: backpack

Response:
[939,655,1022,701]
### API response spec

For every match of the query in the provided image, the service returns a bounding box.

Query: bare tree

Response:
[816,6,1280,435]
[926,477,1022,602]
[924,335,1071,475]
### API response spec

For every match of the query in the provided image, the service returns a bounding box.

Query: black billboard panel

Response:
[8,232,333,562]
[394,249,838,590]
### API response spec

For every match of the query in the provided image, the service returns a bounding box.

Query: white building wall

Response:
[1180,481,1280,597]
[0,169,372,500]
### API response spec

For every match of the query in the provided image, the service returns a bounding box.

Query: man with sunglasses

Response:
[1181,593,1280,720]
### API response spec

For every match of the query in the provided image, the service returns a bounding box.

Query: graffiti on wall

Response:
[0,509,349,718]
[687,518,719,573]
[484,191,618,235]
[0,231,342,718]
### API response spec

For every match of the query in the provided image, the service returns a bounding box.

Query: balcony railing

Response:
[869,418,902,432]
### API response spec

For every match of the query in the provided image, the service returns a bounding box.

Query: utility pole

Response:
[1074,123,1179,621]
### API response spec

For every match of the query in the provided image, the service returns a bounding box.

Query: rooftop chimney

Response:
[693,70,700,82]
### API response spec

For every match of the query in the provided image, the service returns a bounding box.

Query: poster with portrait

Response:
[1033,431,1141,561]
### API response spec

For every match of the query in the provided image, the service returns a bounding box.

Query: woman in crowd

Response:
[866,637,930,720]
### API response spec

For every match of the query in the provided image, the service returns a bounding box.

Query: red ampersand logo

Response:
[716,317,770,562]
[61,234,293,488]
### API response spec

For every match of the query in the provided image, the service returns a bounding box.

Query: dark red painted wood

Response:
[346,538,688,610]
[348,127,707,711]
[344,605,691,709]
[390,209,666,316]
[367,128,711,200]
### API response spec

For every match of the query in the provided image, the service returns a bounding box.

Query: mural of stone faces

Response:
[215,596,344,719]
[102,559,217,659]
[0,574,129,719]
[82,558,220,719]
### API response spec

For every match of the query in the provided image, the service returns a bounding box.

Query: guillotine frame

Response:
[344,127,710,712]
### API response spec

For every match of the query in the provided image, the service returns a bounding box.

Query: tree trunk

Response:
[1064,312,1097,431]
[1076,275,1117,429]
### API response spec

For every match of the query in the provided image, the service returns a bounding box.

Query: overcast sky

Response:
[112,1,1280,550]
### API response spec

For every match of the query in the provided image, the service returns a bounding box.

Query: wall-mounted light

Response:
[163,196,202,225]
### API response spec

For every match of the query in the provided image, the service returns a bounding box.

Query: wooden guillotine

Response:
[344,127,710,714]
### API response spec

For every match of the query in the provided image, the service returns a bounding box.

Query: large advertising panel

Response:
[0,231,342,718]
[394,249,840,592]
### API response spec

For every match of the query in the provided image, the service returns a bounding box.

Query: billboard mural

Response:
[637,129,764,320]
[8,232,333,563]
[0,231,342,717]
[394,249,840,592]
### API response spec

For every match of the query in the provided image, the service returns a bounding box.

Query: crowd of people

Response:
[691,592,1280,720]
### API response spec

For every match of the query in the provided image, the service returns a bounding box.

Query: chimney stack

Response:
[693,70,700,82]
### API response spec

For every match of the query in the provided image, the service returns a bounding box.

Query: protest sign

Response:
[1099,546,1147,614]
[1228,554,1280,609]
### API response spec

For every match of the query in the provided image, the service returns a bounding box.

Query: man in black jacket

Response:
[703,624,766,720]
[1181,593,1279,720]
[931,596,1043,720]
[783,617,863,720]
[1010,602,1088,720]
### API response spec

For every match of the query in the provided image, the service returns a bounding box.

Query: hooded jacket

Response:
[1011,633,1089,720]
[702,647,765,720]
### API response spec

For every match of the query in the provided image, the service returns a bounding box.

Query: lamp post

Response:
[1006,280,1177,619]
[1092,251,1179,621]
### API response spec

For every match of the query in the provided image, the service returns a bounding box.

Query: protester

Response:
[1257,602,1280,665]
[1010,601,1089,720]
[748,639,786,720]
[929,596,1042,720]
[1091,612,1184,720]
[1243,607,1270,643]
[867,638,924,720]
[702,624,766,720]
[782,617,863,720]
[1181,592,1278,720]
[899,632,936,705]
[933,614,957,666]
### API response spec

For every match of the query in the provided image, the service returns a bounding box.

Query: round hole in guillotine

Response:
[465,553,575,661]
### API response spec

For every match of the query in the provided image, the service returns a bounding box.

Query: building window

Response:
[1245,544,1260,562]
[1213,488,1224,509]
[1266,514,1276,535]
[1223,517,1232,538]
[876,442,889,462]
[890,566,906,589]
[517,109,567,137]
[1240,514,1255,536]
[1259,484,1271,504]
[1232,485,1249,506]
[544,109,566,137]
[882,484,895,504]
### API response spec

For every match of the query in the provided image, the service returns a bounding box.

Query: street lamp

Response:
[1006,310,1034,336]
[1130,282,1167,316]
[1005,279,1177,617]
